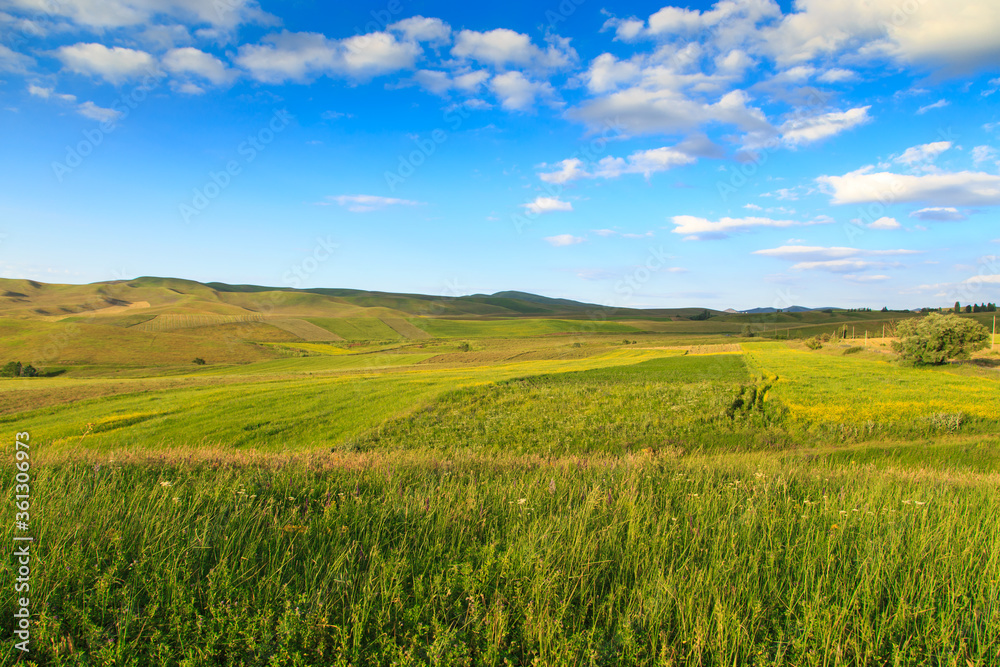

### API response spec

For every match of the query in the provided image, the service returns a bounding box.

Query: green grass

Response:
[4,447,997,666]
[3,332,1000,665]
[306,318,403,341]
[406,318,640,339]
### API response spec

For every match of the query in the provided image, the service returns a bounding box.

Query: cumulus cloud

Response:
[585,53,641,93]
[539,143,701,184]
[909,207,968,221]
[0,44,34,74]
[388,16,451,44]
[570,87,770,137]
[76,100,123,123]
[971,145,997,165]
[544,234,585,246]
[163,47,232,85]
[868,216,901,229]
[3,0,274,30]
[523,196,573,214]
[236,30,419,83]
[779,106,870,146]
[27,84,76,102]
[490,71,555,111]
[451,29,575,70]
[669,215,831,240]
[324,194,422,212]
[56,43,159,83]
[894,141,952,166]
[817,167,1000,206]
[539,158,587,184]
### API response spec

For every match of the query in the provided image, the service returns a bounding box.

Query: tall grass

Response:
[3,447,997,666]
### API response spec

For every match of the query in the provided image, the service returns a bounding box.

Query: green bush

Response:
[892,313,990,365]
[192,358,206,365]
[843,346,864,355]
[804,337,822,350]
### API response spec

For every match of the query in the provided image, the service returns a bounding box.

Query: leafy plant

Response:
[892,313,990,365]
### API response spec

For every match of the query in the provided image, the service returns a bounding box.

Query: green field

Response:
[1,281,999,665]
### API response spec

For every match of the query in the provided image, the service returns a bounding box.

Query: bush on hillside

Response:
[892,313,990,365]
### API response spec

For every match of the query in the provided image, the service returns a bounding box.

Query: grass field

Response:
[1,306,999,666]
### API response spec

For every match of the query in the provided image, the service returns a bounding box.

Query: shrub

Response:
[804,337,822,350]
[193,358,207,365]
[843,346,864,355]
[457,342,471,352]
[1,361,22,377]
[892,313,990,365]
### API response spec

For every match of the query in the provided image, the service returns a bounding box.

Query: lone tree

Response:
[892,313,990,365]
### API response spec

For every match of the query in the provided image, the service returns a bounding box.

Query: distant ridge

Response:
[0,276,727,321]
[739,306,840,314]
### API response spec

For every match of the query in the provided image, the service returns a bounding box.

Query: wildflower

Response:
[172,497,180,503]
[517,498,527,505]
[159,481,173,488]
[831,524,839,529]
[914,501,926,506]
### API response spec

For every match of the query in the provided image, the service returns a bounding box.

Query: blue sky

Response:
[1,0,999,310]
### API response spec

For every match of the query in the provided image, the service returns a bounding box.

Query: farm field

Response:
[2,307,999,666]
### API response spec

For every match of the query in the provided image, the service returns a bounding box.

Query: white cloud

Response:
[4,0,274,30]
[753,245,917,260]
[76,100,123,123]
[894,141,952,166]
[544,234,585,247]
[56,43,159,84]
[779,106,870,146]
[490,71,554,111]
[27,84,76,102]
[962,274,1000,285]
[594,147,696,178]
[570,87,770,137]
[163,47,231,85]
[670,215,830,240]
[816,68,856,83]
[236,30,418,84]
[818,167,1000,206]
[0,44,34,74]
[585,53,640,93]
[451,29,575,70]
[868,216,901,229]
[972,145,997,165]
[539,158,587,184]
[341,32,420,76]
[325,194,422,212]
[236,32,337,83]
[524,196,572,214]
[790,259,880,272]
[916,99,949,114]
[412,69,451,95]
[388,16,451,44]
[909,207,968,221]
[539,145,697,183]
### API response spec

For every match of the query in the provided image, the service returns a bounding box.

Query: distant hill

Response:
[739,306,839,314]
[0,276,727,322]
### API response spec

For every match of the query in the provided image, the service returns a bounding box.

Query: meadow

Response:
[1,286,998,666]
